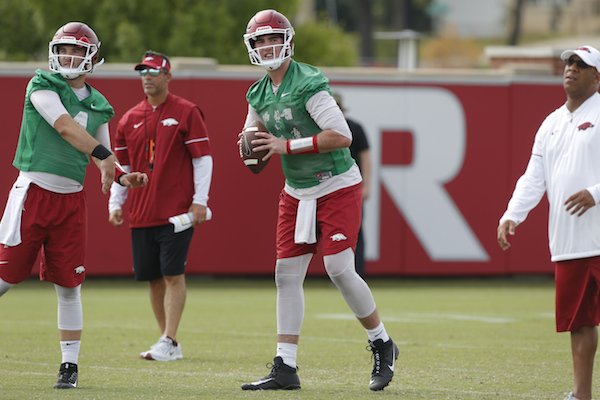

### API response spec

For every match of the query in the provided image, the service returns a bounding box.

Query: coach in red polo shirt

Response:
[108,50,213,361]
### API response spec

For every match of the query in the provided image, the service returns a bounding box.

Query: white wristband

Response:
[287,136,319,154]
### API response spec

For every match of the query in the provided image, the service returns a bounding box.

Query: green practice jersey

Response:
[246,60,354,189]
[13,70,114,184]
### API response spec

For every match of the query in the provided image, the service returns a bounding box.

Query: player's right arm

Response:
[54,118,116,194]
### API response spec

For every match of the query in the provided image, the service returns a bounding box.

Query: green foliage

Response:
[294,22,358,67]
[0,0,443,67]
[0,0,45,60]
[0,0,359,67]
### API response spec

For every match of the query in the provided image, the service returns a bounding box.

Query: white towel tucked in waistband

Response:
[294,199,317,244]
[0,176,33,247]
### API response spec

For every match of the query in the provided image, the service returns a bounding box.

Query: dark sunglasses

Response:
[565,57,592,69]
[138,68,162,77]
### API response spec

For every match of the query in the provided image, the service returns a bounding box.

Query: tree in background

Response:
[315,0,433,66]
[0,0,360,67]
[294,21,358,66]
[0,0,46,61]
[507,0,525,45]
[0,0,438,67]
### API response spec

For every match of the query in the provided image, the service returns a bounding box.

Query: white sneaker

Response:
[564,392,580,400]
[140,337,183,361]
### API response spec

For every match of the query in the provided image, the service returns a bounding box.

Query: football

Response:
[240,123,269,174]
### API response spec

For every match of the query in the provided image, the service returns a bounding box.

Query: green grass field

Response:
[0,277,576,399]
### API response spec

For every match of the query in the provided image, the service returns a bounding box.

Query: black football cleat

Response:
[54,362,78,389]
[241,356,301,390]
[368,338,398,391]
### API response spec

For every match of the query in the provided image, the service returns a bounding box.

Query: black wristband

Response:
[91,144,112,160]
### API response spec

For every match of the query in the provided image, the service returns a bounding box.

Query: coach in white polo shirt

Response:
[498,45,600,400]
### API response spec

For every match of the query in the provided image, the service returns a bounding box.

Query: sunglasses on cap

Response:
[565,57,593,69]
[138,68,163,77]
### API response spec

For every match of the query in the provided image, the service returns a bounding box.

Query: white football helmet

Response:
[243,9,294,71]
[48,22,104,80]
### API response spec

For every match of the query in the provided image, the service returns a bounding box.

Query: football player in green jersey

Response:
[239,9,397,392]
[0,22,147,389]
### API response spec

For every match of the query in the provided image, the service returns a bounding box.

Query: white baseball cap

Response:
[560,45,600,73]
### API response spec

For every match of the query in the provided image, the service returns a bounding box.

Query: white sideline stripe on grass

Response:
[317,312,516,324]
[0,369,49,377]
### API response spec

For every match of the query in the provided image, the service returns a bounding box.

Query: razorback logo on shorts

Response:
[578,122,594,131]
[74,266,86,274]
[330,233,348,242]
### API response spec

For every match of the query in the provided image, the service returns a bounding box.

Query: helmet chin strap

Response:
[262,60,283,71]
[62,57,104,79]
[61,71,83,80]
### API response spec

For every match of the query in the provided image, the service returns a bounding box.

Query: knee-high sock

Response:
[275,254,312,335]
[55,284,83,330]
[324,248,376,318]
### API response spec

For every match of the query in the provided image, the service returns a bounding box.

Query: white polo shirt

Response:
[500,92,600,261]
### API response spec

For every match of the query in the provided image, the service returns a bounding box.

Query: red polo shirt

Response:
[114,93,211,228]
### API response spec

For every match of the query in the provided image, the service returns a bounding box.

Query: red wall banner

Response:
[0,67,563,276]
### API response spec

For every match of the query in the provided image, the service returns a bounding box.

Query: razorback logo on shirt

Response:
[161,118,179,126]
[578,122,594,131]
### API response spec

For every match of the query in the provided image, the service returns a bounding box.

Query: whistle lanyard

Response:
[144,103,165,172]
[147,138,155,171]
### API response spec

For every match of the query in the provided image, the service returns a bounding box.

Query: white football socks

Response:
[276,342,298,369]
[60,340,81,364]
[366,322,390,343]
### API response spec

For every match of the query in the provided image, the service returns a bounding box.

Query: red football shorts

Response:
[555,256,600,332]
[0,184,86,287]
[276,183,362,259]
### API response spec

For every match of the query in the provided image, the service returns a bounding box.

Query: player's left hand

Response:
[121,172,148,188]
[251,131,287,161]
[565,189,595,216]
